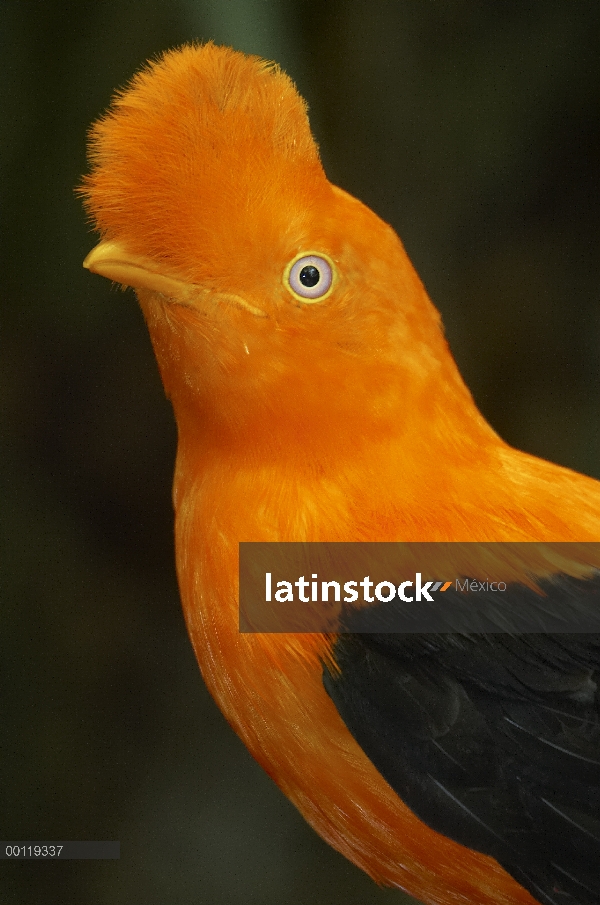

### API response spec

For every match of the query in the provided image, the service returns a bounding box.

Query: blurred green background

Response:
[2,2,600,903]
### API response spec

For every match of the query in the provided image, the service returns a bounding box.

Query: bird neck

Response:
[170,371,502,544]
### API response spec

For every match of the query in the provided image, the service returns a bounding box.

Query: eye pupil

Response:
[299,265,320,287]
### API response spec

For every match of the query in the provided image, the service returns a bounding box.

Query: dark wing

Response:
[323,624,600,905]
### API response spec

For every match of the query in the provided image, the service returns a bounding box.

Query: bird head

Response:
[81,43,483,463]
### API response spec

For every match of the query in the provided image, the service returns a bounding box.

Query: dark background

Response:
[2,2,600,903]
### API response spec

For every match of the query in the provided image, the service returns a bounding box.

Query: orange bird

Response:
[81,44,600,905]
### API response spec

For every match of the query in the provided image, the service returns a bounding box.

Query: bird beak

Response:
[83,239,194,298]
[84,239,268,317]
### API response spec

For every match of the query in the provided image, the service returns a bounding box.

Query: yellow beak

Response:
[84,239,267,317]
[83,240,194,298]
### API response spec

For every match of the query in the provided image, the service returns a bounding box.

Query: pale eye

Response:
[285,253,334,302]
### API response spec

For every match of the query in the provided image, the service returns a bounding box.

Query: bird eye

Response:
[284,253,334,302]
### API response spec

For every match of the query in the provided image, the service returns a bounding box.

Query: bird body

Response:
[82,44,600,905]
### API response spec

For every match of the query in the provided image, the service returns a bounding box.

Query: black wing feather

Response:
[323,589,600,905]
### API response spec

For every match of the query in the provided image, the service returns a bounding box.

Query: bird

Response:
[80,43,600,905]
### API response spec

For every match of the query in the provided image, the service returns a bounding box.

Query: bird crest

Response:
[80,42,327,286]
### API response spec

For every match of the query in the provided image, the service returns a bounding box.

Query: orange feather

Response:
[80,43,600,905]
